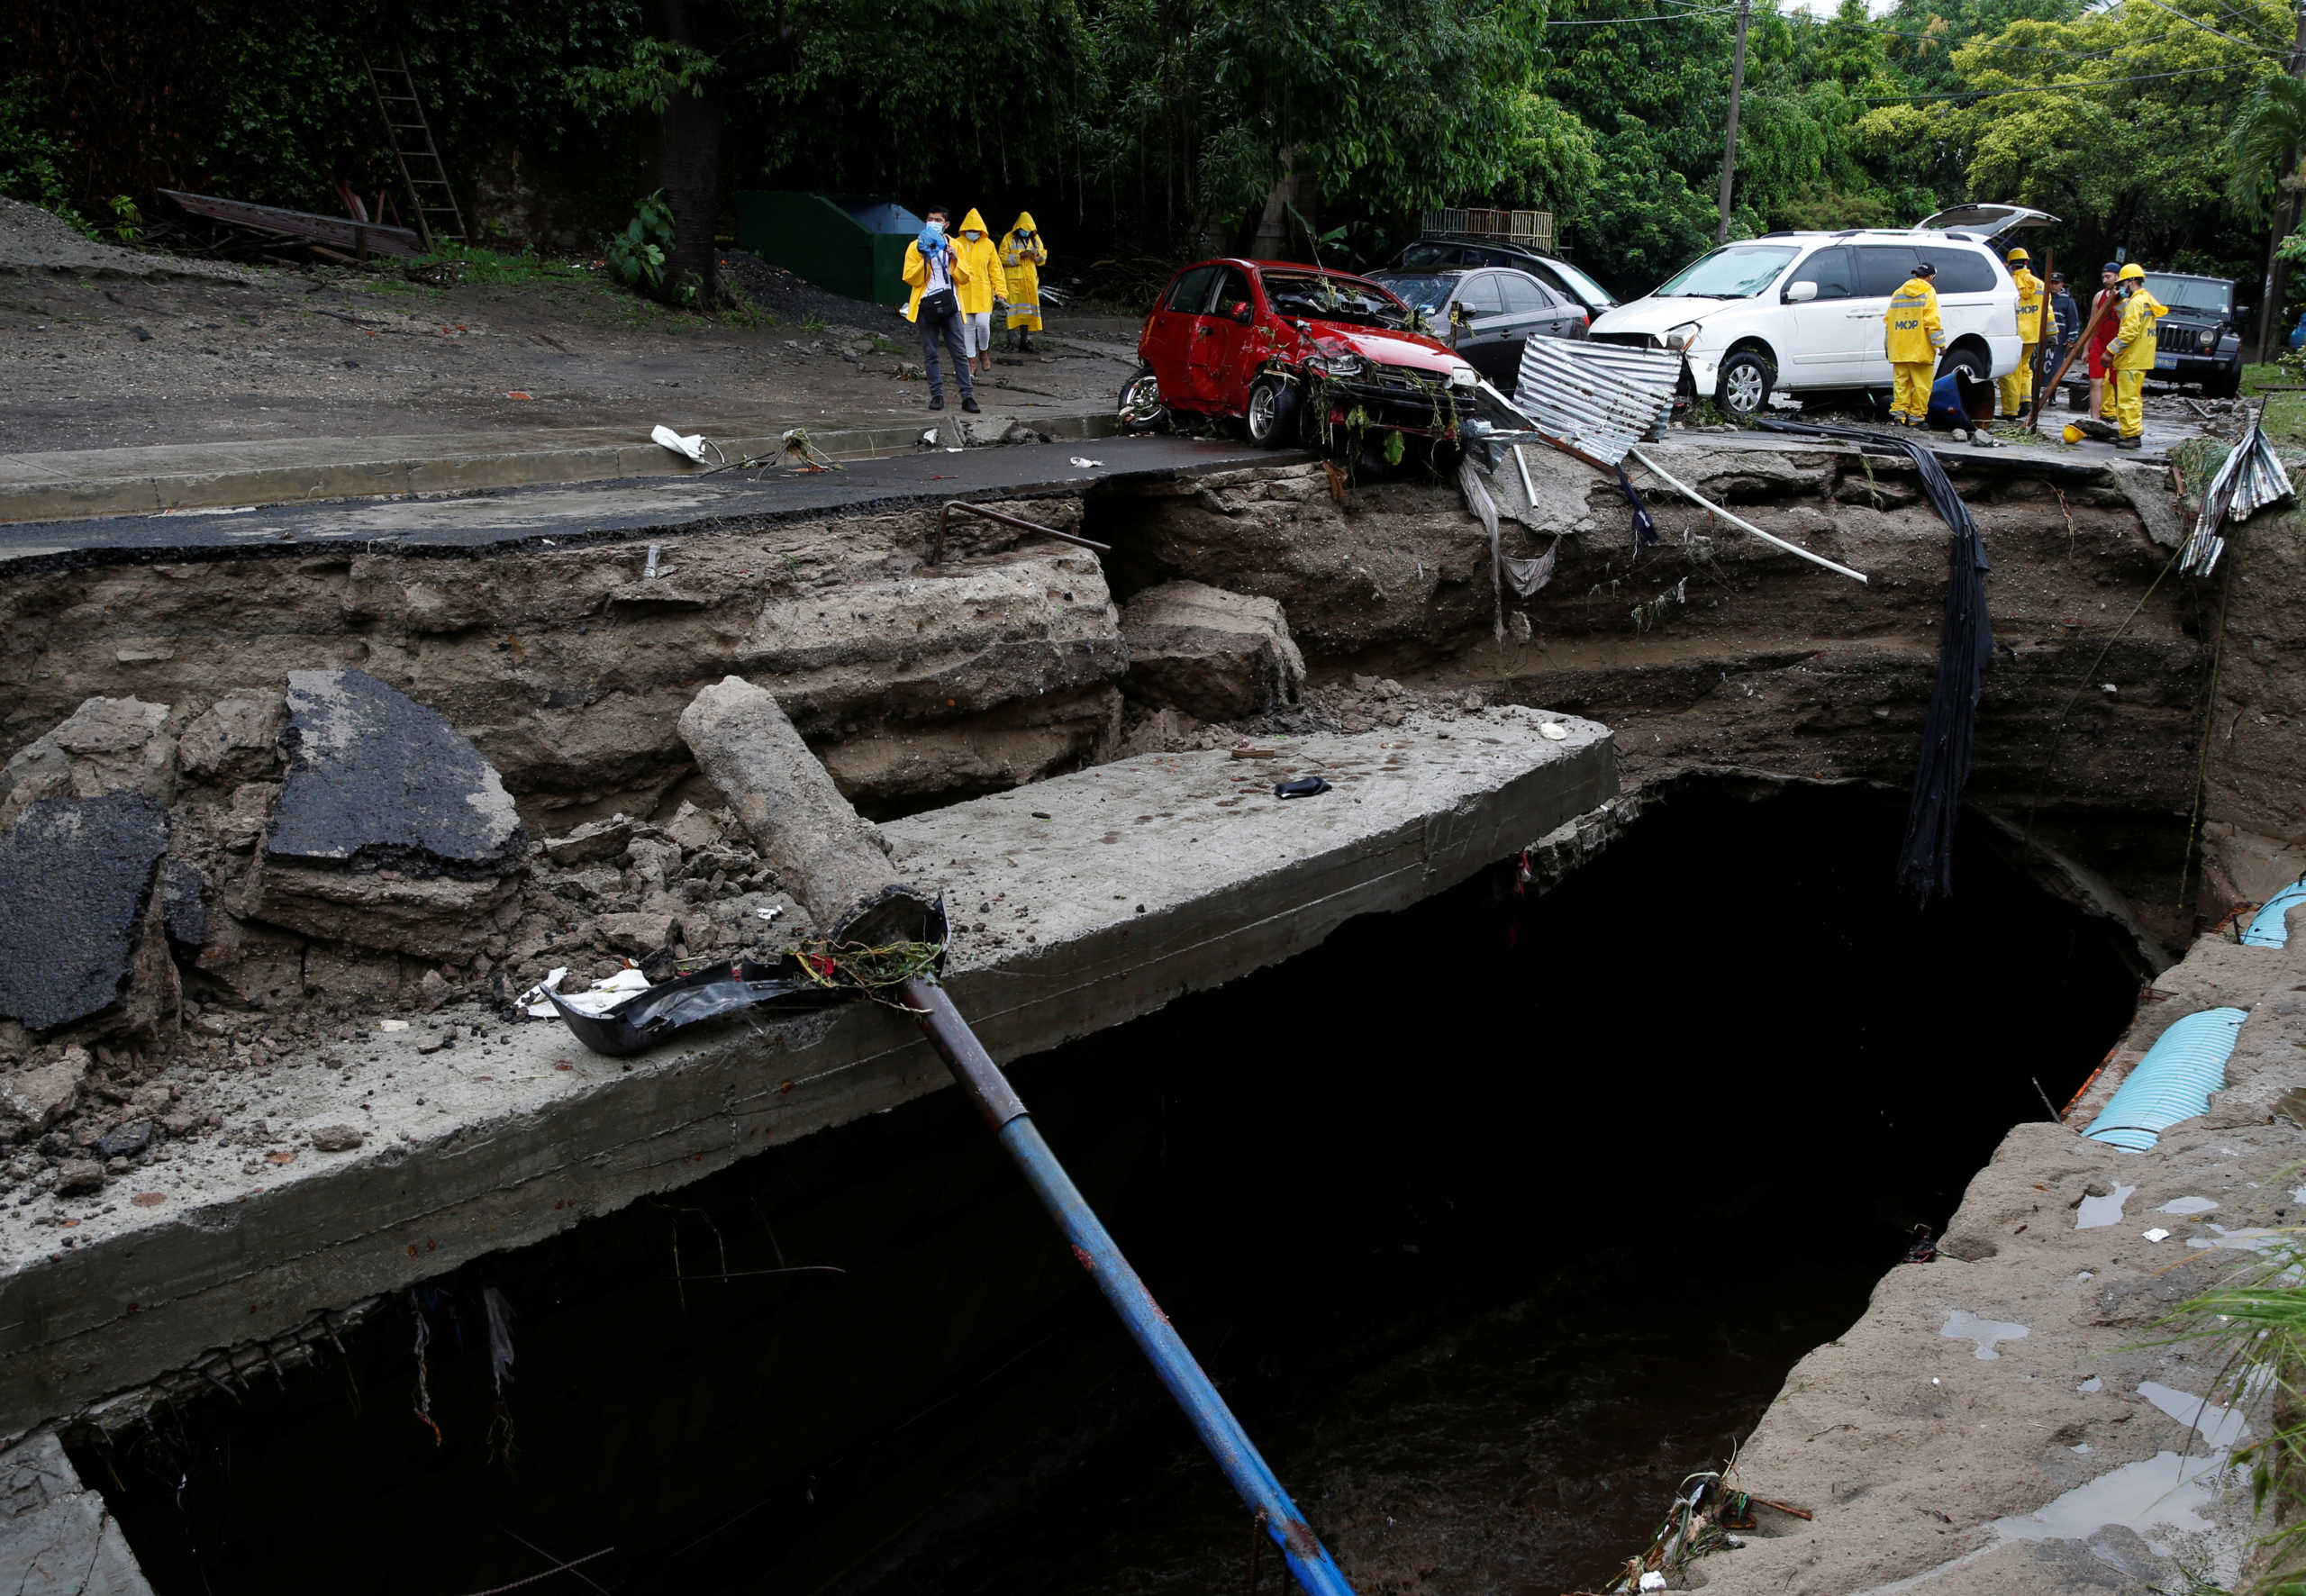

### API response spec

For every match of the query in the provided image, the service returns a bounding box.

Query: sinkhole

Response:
[77,775,2147,1596]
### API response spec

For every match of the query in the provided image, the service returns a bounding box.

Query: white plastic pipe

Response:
[1627,446,1868,585]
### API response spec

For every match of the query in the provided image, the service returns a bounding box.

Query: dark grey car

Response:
[1387,239,1620,322]
[1366,267,1588,384]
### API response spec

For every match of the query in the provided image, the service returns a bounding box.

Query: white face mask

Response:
[965,231,982,240]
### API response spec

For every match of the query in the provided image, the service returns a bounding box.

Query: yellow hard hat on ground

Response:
[2006,248,2029,265]
[2117,262,2146,282]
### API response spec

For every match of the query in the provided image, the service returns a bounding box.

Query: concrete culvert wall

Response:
[68,776,2143,1596]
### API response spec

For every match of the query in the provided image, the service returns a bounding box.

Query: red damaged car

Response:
[1119,258,1483,449]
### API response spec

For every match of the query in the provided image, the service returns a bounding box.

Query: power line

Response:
[1782,12,2120,59]
[1542,7,1739,23]
[1854,59,2267,100]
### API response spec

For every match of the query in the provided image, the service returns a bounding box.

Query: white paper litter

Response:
[755,905,784,921]
[1070,457,1103,467]
[651,424,710,462]
[1539,721,1568,741]
[376,1019,409,1032]
[2143,1228,2172,1242]
[519,966,651,1019]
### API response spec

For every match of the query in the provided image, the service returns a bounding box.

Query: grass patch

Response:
[414,241,595,286]
[2240,362,2306,449]
[2156,1238,2306,1594]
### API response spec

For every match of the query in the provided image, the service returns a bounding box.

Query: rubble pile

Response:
[0,563,1322,1213]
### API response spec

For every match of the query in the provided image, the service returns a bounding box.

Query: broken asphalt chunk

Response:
[0,793,170,1032]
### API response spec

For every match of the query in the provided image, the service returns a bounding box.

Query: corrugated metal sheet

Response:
[2181,418,2294,576]
[2242,878,2306,948]
[1509,337,1682,466]
[2082,1007,2248,1152]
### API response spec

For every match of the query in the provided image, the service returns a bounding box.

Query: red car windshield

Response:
[1260,272,1408,330]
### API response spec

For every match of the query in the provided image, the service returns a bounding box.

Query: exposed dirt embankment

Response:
[1685,926,2306,1596]
[1094,445,2259,948]
[0,497,1119,825]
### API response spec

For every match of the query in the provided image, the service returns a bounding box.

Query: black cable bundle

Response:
[1756,419,1992,898]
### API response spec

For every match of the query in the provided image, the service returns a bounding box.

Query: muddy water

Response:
[86,781,2145,1596]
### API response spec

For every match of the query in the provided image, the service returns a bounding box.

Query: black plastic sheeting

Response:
[546,954,849,1056]
[1757,419,1992,898]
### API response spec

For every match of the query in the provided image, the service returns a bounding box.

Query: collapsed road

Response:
[1,417,2301,1594]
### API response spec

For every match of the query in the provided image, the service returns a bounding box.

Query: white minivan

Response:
[1587,207,2057,416]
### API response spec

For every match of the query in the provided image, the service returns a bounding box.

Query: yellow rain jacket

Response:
[2105,286,2167,371]
[950,208,1006,316]
[1884,277,1946,363]
[2011,268,2046,344]
[1002,212,1048,331]
[901,233,973,322]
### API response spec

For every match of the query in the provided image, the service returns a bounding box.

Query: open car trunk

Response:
[1917,204,2060,246]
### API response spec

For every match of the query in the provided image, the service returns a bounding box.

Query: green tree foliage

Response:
[0,0,2295,309]
[1943,0,2281,272]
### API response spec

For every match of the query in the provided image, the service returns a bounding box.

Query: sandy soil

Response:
[0,206,1140,455]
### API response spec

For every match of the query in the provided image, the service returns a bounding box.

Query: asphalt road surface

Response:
[0,436,1295,572]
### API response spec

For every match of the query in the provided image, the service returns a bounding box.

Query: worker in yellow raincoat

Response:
[901,204,976,413]
[2103,261,2166,451]
[950,207,1007,378]
[1002,212,1049,353]
[1999,247,2046,420]
[1884,260,1945,426]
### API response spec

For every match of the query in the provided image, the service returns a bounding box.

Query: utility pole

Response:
[1715,0,1753,247]
[2255,0,2306,359]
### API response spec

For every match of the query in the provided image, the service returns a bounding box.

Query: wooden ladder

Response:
[361,46,465,251]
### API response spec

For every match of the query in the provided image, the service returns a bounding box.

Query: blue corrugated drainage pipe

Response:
[2082,1007,2249,1152]
[2243,879,2306,948]
[902,978,1357,1596]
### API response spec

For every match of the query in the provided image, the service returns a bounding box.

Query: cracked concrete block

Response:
[543,814,636,866]
[734,548,1126,736]
[0,1048,87,1129]
[0,793,170,1033]
[595,910,676,956]
[248,864,519,965]
[267,668,526,875]
[663,801,727,853]
[177,686,285,785]
[0,697,176,831]
[2108,458,2187,549]
[0,1430,154,1595]
[1121,580,1306,721]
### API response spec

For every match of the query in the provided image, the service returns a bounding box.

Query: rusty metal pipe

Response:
[930,500,1112,565]
[899,978,1358,1596]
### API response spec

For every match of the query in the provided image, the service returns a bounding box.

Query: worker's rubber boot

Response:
[1019,333,1034,353]
[2114,435,2142,450]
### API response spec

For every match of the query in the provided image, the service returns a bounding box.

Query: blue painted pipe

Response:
[902,979,1357,1596]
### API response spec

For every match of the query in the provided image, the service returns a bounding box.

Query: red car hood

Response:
[1305,322,1464,372]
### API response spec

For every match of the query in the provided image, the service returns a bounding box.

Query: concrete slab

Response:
[0,436,1297,575]
[0,1431,153,1595]
[0,707,1616,1440]
[0,408,1119,525]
